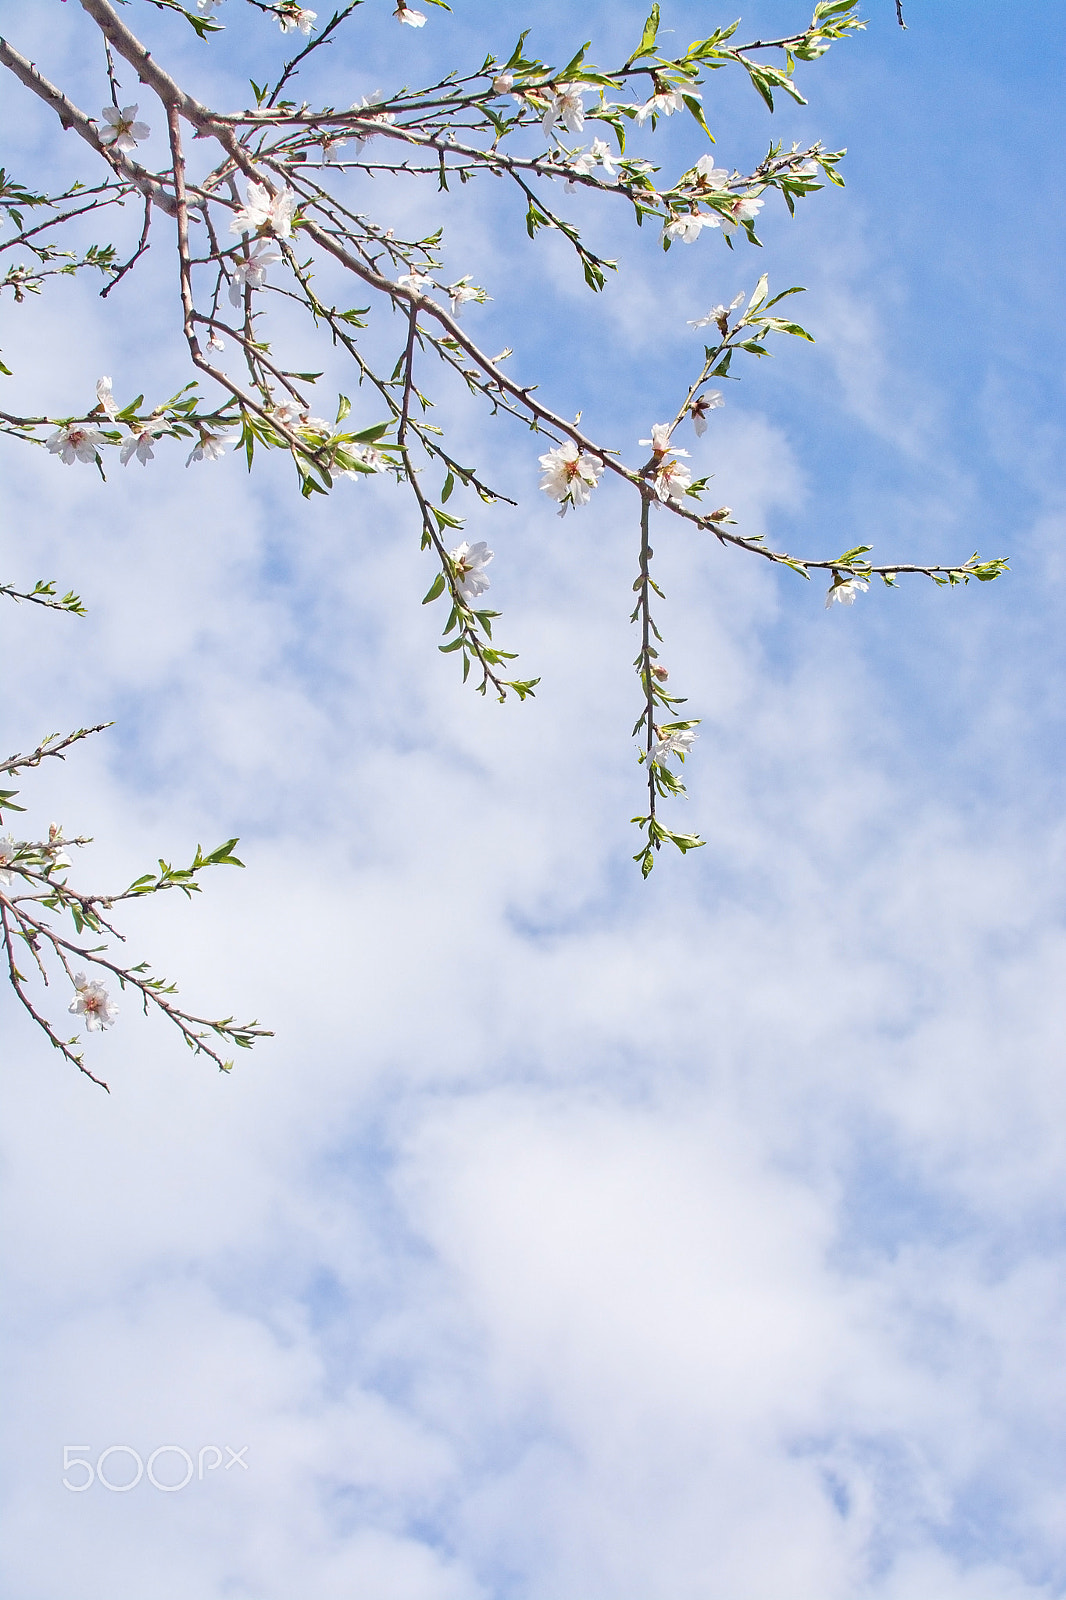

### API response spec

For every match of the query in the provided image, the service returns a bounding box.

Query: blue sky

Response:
[1,2,1065,1596]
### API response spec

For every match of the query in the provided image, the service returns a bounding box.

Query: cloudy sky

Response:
[2,1,1065,1596]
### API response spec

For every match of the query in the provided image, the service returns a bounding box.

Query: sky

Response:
[1,1,1065,1596]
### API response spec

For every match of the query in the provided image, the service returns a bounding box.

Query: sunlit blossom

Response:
[634,87,687,124]
[688,291,745,331]
[538,440,603,515]
[825,576,869,609]
[447,278,485,316]
[450,540,494,602]
[120,421,167,465]
[394,2,425,24]
[721,194,764,231]
[542,85,586,137]
[691,391,724,436]
[693,155,731,188]
[277,5,316,32]
[98,104,150,153]
[186,430,233,465]
[0,833,17,886]
[664,212,718,244]
[229,239,282,304]
[230,182,296,239]
[650,726,698,763]
[95,375,119,421]
[46,424,106,465]
[69,972,118,1033]
[396,272,433,295]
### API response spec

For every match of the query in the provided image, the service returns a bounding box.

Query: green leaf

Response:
[628,4,661,63]
[422,572,446,605]
[441,471,455,503]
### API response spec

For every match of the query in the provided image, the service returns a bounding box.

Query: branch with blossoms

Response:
[0,726,271,1089]
[0,0,1007,1049]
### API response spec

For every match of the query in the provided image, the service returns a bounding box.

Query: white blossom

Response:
[450,539,494,602]
[46,424,106,465]
[273,403,330,435]
[688,291,745,331]
[639,422,688,458]
[207,332,226,352]
[228,239,282,304]
[98,104,150,153]
[42,823,72,871]
[69,972,118,1033]
[653,456,692,505]
[95,375,119,421]
[230,182,296,239]
[120,420,167,465]
[664,212,718,245]
[447,278,486,315]
[634,87,687,124]
[492,74,514,96]
[721,194,765,231]
[825,576,869,609]
[590,138,619,183]
[651,726,698,763]
[394,1,426,24]
[196,0,225,14]
[542,86,586,137]
[690,390,724,436]
[349,93,395,151]
[186,430,233,465]
[693,156,730,188]
[538,440,603,515]
[396,271,433,295]
[277,5,316,32]
[0,834,17,886]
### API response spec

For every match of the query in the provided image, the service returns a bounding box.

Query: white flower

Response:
[542,85,586,137]
[207,332,226,352]
[396,271,433,295]
[46,425,106,465]
[651,727,698,764]
[639,422,689,458]
[120,420,167,465]
[228,239,282,305]
[721,194,764,231]
[394,1,425,23]
[825,576,869,609]
[98,104,150,153]
[447,278,486,315]
[186,430,233,465]
[538,440,603,515]
[450,540,493,602]
[693,156,730,188]
[590,137,619,184]
[492,74,514,96]
[653,456,692,505]
[349,92,395,151]
[69,972,118,1033]
[277,5,316,32]
[230,182,296,238]
[43,823,72,871]
[664,212,718,244]
[690,391,724,436]
[196,0,224,14]
[790,156,819,177]
[0,833,17,886]
[688,291,745,331]
[273,404,330,436]
[95,375,119,421]
[634,87,687,124]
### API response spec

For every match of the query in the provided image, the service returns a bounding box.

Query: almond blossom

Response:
[277,5,316,32]
[447,278,485,316]
[688,291,745,332]
[692,156,731,189]
[664,212,719,245]
[120,420,167,465]
[825,575,869,609]
[95,375,119,420]
[650,726,698,763]
[186,429,233,465]
[230,182,296,239]
[396,272,433,295]
[690,390,724,436]
[721,194,765,232]
[541,86,586,137]
[350,93,395,151]
[450,540,493,602]
[0,834,17,886]
[46,424,106,465]
[538,440,603,515]
[634,86,687,124]
[229,239,282,305]
[640,424,693,505]
[69,972,118,1033]
[394,1,426,23]
[98,104,150,153]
